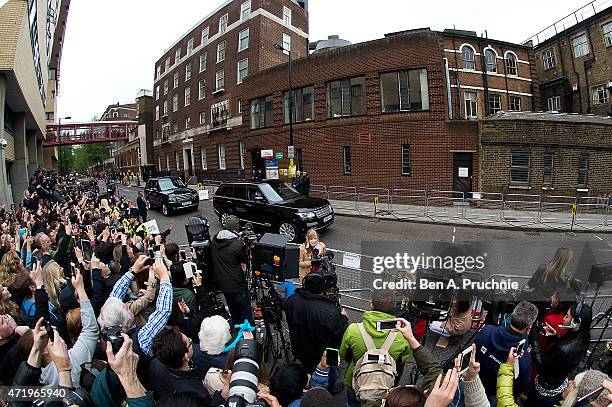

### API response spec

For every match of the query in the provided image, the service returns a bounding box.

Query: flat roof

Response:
[485,111,612,125]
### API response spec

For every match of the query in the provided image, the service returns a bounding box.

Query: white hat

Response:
[199,315,231,355]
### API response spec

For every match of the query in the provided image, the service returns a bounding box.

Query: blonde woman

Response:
[42,260,66,309]
[526,247,573,317]
[299,229,326,280]
[0,250,22,288]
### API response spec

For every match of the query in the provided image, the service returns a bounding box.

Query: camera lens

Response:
[228,339,262,404]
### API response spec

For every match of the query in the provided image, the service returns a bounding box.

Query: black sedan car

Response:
[145,176,199,216]
[212,180,334,242]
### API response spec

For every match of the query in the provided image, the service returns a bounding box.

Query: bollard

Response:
[374,196,378,217]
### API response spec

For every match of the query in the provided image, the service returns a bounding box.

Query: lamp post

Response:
[273,43,293,152]
[58,116,71,175]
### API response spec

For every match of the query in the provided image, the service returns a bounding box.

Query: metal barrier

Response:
[357,187,391,216]
[390,189,428,219]
[465,192,504,224]
[426,190,465,220]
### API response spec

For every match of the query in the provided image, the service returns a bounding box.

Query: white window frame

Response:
[156,65,161,79]
[238,99,242,114]
[489,94,502,114]
[164,80,168,95]
[166,154,170,171]
[199,79,206,100]
[238,28,249,52]
[603,22,612,47]
[239,141,245,170]
[173,94,179,112]
[505,52,518,76]
[201,26,209,45]
[542,49,555,70]
[282,33,291,55]
[217,40,226,63]
[241,1,251,21]
[165,57,171,72]
[219,13,228,35]
[175,48,181,65]
[176,151,181,171]
[572,34,589,58]
[185,87,191,107]
[218,144,226,170]
[464,91,477,118]
[509,96,521,112]
[155,105,160,121]
[187,38,194,56]
[185,62,191,81]
[592,85,609,105]
[201,147,208,170]
[283,6,291,27]
[547,96,560,111]
[484,48,497,73]
[173,72,179,89]
[185,116,191,129]
[155,86,160,100]
[199,52,207,73]
[216,69,225,91]
[199,111,206,125]
[237,59,248,84]
[163,101,168,117]
[461,45,476,70]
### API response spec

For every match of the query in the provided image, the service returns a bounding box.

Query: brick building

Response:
[152,0,309,180]
[526,0,611,116]
[480,111,612,196]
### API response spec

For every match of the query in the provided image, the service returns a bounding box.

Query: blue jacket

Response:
[474,324,531,399]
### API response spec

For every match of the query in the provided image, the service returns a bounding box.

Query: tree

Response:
[58,145,74,175]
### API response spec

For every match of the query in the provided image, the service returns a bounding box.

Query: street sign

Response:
[342,252,362,269]
[288,145,295,159]
[261,149,273,158]
[197,183,203,190]
[275,152,284,160]
[198,189,209,200]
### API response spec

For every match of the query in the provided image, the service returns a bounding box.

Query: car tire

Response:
[162,203,170,216]
[219,212,230,228]
[278,221,298,243]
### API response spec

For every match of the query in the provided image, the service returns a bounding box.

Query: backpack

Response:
[352,323,398,402]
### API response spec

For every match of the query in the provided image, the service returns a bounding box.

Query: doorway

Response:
[251,148,266,180]
[452,152,473,198]
[183,147,194,177]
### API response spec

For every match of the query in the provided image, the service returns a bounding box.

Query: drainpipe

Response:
[477,34,490,116]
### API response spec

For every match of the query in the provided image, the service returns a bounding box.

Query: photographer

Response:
[210,215,252,326]
[299,229,327,280]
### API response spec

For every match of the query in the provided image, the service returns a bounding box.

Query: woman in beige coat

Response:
[299,229,326,280]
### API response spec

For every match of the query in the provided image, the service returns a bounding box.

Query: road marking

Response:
[452,235,455,242]
[594,235,604,241]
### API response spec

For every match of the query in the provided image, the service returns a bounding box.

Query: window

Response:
[164,58,170,73]
[510,150,530,184]
[217,40,226,63]
[163,101,168,116]
[488,94,502,114]
[251,95,274,129]
[509,96,521,111]
[343,146,351,175]
[485,49,497,73]
[505,53,517,76]
[201,26,209,45]
[199,111,206,125]
[199,79,206,100]
[155,86,160,100]
[572,34,589,58]
[113,112,119,118]
[380,69,430,112]
[604,22,612,47]
[219,13,228,35]
[542,49,556,70]
[237,59,248,84]
[173,94,179,112]
[185,63,191,81]
[401,144,410,175]
[164,80,168,95]
[185,87,191,106]
[239,142,245,170]
[185,116,191,129]
[238,99,243,114]
[239,28,249,52]
[155,106,160,121]
[176,151,181,171]
[158,155,162,171]
[215,70,225,90]
[284,85,314,123]
[175,48,181,65]
[462,46,475,70]
[241,1,251,21]
[156,65,161,79]
[592,85,609,105]
[578,153,588,187]
[187,38,194,56]
[327,76,366,117]
[547,96,560,111]
[464,91,477,118]
[211,100,229,127]
[172,121,178,133]
[283,6,291,26]
[199,52,207,72]
[173,72,179,88]
[166,154,170,171]
[295,148,303,171]
[282,33,291,55]
[201,147,208,170]
[218,144,226,170]
[543,152,554,185]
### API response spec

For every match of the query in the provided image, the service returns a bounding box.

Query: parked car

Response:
[212,180,334,242]
[145,176,199,216]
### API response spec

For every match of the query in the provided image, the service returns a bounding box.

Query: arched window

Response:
[462,46,475,70]
[485,49,497,72]
[505,53,517,75]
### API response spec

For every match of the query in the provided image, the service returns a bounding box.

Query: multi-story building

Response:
[102,101,138,170]
[527,0,612,116]
[152,0,309,180]
[0,0,70,206]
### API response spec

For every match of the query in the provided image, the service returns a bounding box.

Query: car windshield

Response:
[158,178,185,191]
[259,182,302,203]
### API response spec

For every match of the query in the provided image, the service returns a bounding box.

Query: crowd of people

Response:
[0,168,609,407]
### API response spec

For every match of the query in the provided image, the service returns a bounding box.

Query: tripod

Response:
[584,303,612,369]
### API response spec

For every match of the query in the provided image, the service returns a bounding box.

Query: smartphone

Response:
[179,250,186,261]
[80,239,93,261]
[575,386,604,407]
[459,346,472,375]
[144,258,155,267]
[326,347,339,367]
[544,322,558,336]
[148,248,155,259]
[183,262,196,279]
[516,339,526,354]
[376,319,401,331]
[153,245,161,257]
[44,320,54,341]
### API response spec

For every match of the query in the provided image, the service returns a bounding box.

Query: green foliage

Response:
[60,143,108,173]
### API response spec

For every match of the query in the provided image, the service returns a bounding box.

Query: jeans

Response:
[346,387,360,407]
[224,289,254,326]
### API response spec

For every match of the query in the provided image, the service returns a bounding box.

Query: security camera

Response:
[0,139,7,147]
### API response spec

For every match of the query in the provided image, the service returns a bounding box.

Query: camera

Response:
[100,326,124,354]
[226,339,264,407]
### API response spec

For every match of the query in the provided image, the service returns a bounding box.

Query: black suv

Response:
[145,176,199,216]
[212,180,334,242]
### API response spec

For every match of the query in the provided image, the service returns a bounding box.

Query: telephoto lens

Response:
[227,339,263,407]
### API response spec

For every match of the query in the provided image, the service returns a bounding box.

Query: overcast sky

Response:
[57,0,588,121]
